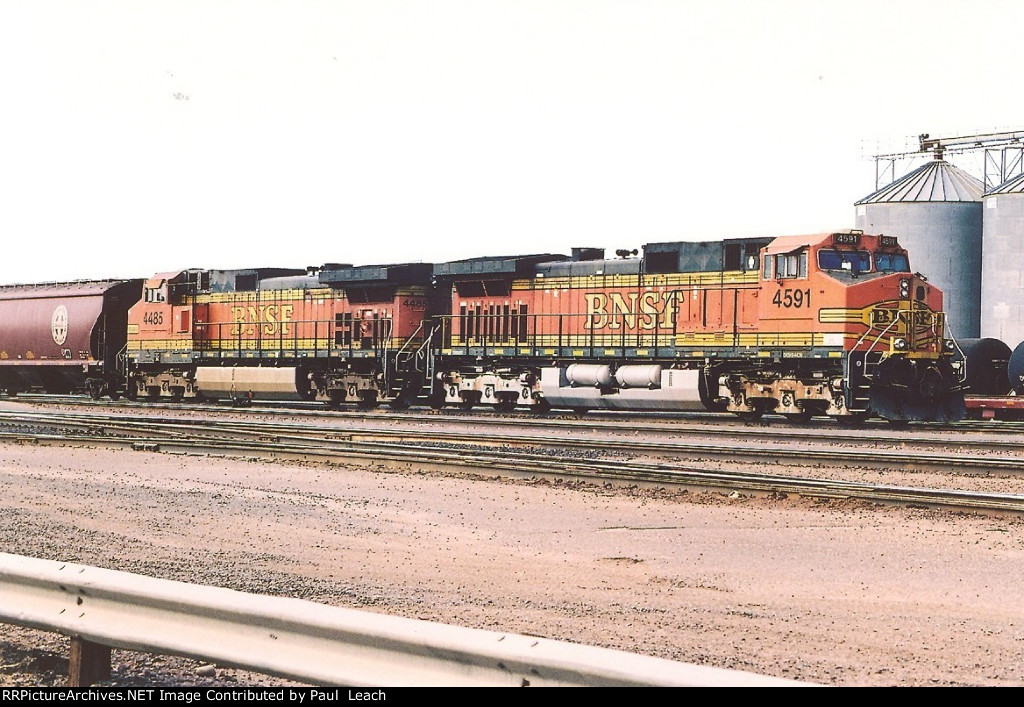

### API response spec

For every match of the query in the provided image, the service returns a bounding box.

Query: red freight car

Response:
[0,280,142,398]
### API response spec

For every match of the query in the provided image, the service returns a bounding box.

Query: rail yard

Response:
[2,396,1024,686]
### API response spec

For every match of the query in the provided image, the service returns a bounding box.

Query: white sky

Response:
[1,0,1021,284]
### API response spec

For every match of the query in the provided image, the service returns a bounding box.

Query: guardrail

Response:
[0,553,811,687]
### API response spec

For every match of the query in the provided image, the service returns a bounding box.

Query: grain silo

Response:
[981,171,1024,346]
[855,157,984,338]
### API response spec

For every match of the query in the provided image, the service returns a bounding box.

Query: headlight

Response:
[899,279,910,298]
[893,338,908,350]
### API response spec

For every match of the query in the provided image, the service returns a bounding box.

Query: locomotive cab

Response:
[750,230,962,422]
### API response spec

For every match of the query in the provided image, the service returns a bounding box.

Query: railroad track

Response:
[1,408,1023,471]
[2,409,1024,517]
[8,393,1024,449]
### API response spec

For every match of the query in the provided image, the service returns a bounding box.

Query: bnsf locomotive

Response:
[431,230,963,422]
[0,230,966,423]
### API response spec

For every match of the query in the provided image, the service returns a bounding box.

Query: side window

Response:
[762,255,773,279]
[773,251,807,279]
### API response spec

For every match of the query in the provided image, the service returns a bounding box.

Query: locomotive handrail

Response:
[942,319,969,384]
[0,553,810,687]
[854,310,906,376]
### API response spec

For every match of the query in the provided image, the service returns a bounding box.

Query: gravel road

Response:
[1,437,1023,687]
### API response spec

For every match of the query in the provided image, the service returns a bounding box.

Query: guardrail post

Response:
[68,636,111,687]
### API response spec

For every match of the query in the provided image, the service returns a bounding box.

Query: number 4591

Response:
[772,288,810,308]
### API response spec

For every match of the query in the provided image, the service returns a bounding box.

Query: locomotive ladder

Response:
[392,320,439,400]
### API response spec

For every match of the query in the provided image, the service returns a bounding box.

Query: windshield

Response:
[818,249,871,273]
[874,252,910,272]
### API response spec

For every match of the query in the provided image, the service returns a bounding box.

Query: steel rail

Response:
[5,397,1024,448]
[4,426,1024,517]
[2,410,1023,476]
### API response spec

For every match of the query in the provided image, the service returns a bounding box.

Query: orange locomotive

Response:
[125,263,433,407]
[430,230,965,422]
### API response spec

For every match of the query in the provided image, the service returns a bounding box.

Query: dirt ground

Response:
[1,440,1023,687]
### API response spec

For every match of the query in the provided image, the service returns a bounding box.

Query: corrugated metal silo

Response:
[981,171,1024,346]
[855,158,984,338]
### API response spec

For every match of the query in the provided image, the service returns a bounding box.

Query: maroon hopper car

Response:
[0,279,142,398]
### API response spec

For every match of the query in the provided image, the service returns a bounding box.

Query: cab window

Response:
[874,253,910,272]
[771,251,807,279]
[818,249,871,273]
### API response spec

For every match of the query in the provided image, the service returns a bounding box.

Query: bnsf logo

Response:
[870,308,935,327]
[583,292,678,330]
[230,304,295,336]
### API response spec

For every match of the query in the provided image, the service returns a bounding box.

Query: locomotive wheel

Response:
[531,397,551,414]
[89,384,104,401]
[357,393,379,411]
[326,391,345,410]
[735,410,764,422]
[428,393,446,410]
[389,395,411,410]
[494,395,518,413]
[783,410,813,424]
[836,413,869,427]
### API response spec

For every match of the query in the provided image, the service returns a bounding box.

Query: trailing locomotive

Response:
[0,230,966,423]
[124,263,434,408]
[430,231,964,422]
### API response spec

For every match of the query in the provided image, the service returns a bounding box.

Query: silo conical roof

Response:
[986,170,1024,195]
[856,159,983,204]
